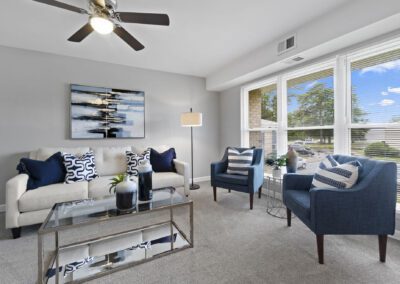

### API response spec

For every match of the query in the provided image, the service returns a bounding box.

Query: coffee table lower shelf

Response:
[43,221,192,284]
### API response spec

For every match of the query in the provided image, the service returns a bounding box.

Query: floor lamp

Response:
[181,108,203,190]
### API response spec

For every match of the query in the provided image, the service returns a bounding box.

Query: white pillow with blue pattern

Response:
[312,155,362,189]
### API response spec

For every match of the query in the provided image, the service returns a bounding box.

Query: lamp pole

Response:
[190,108,200,190]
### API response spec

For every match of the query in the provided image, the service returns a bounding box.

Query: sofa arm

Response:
[6,174,28,229]
[283,174,314,191]
[174,159,189,196]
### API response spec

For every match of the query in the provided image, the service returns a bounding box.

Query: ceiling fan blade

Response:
[68,23,94,42]
[114,26,144,51]
[115,12,170,26]
[33,0,88,14]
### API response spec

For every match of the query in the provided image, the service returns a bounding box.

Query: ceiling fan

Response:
[33,0,170,51]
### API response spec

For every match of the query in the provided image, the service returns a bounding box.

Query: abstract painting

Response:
[70,84,145,139]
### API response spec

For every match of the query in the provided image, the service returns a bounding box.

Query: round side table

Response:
[265,175,293,219]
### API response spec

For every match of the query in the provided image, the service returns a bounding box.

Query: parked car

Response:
[297,157,307,169]
[290,144,315,156]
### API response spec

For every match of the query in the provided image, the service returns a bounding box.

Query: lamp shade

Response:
[181,112,203,127]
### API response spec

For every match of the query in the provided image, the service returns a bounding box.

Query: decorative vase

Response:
[286,146,298,174]
[115,176,137,210]
[138,160,153,201]
[272,168,282,179]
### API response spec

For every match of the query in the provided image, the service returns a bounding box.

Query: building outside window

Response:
[247,83,277,175]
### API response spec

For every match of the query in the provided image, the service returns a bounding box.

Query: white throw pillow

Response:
[126,149,150,176]
[62,151,98,184]
[312,161,360,189]
[226,148,254,176]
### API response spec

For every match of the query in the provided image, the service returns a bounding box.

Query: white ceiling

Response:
[0,0,351,77]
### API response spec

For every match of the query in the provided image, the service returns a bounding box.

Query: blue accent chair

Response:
[283,155,397,264]
[211,148,264,209]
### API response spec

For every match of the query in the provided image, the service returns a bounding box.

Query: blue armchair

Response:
[211,147,264,209]
[283,155,397,264]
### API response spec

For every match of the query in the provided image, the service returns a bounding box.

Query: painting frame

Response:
[70,84,145,139]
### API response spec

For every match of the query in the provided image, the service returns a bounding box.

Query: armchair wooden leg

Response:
[286,208,291,227]
[249,193,254,210]
[11,228,21,239]
[378,235,387,262]
[316,235,324,264]
[258,186,262,198]
[213,186,217,202]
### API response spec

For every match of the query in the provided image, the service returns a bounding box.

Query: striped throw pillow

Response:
[312,159,360,189]
[226,148,254,175]
[318,155,339,170]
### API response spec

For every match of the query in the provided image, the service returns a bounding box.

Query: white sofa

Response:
[6,145,189,238]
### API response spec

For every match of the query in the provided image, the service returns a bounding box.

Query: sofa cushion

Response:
[152,172,184,189]
[284,190,311,221]
[35,147,90,161]
[62,151,98,183]
[150,148,176,172]
[19,182,88,212]
[215,173,248,186]
[17,152,66,190]
[92,147,131,176]
[126,149,151,176]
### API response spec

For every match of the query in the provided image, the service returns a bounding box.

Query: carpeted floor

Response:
[1,181,400,284]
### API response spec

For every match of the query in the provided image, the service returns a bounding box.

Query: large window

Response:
[286,67,335,174]
[350,48,400,203]
[242,38,400,204]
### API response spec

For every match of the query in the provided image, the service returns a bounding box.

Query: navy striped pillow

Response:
[226,148,254,175]
[312,158,361,189]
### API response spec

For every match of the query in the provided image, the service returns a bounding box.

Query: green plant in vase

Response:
[109,173,126,194]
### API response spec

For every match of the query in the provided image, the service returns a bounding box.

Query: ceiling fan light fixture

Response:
[90,16,114,35]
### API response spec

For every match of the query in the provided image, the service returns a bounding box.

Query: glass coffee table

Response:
[38,187,193,284]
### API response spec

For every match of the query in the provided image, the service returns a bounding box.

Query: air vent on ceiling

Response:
[277,34,296,55]
[282,56,305,65]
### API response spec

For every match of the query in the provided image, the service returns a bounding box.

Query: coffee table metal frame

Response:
[37,191,193,284]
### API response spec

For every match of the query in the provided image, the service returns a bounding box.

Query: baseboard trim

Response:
[0,204,5,212]
[192,176,210,183]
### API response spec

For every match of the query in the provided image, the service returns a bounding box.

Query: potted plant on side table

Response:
[266,155,287,179]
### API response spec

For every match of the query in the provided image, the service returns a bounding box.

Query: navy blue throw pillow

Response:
[150,148,176,172]
[17,152,66,190]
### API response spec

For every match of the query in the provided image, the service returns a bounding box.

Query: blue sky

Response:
[352,59,400,123]
[286,59,400,124]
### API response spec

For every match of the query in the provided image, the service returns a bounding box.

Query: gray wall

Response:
[0,46,219,205]
[219,86,241,155]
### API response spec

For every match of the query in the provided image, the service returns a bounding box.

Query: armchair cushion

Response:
[215,173,248,186]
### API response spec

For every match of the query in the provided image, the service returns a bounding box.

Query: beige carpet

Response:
[1,181,400,284]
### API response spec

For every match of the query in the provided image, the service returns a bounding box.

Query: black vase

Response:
[138,171,153,201]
